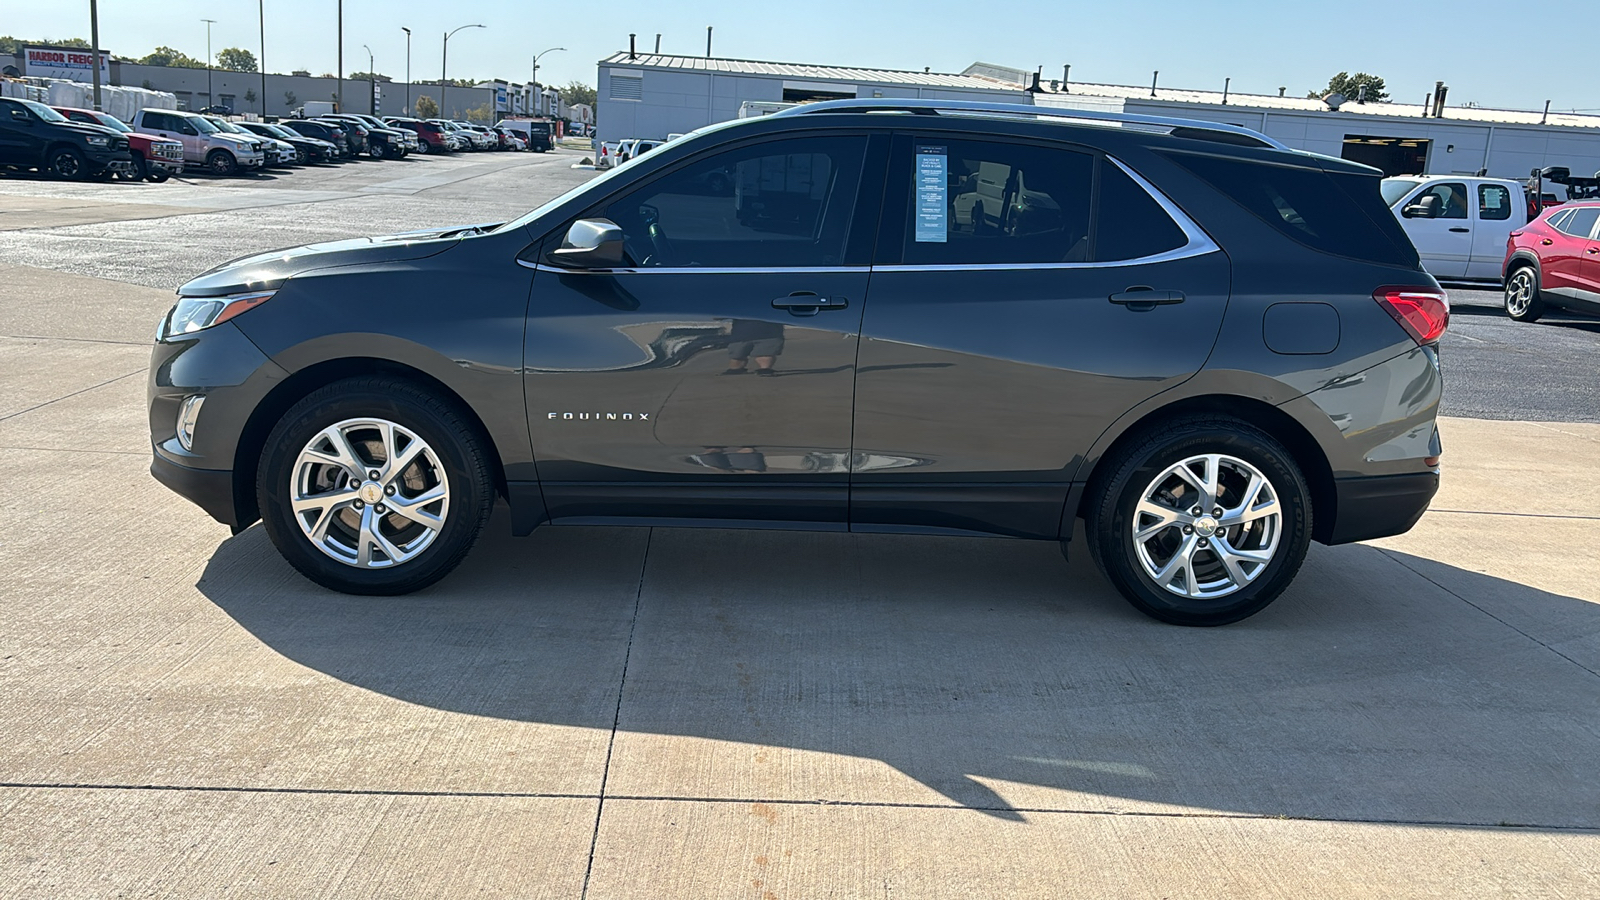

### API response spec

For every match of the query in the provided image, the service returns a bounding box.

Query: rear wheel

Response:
[416,140,431,155]
[1086,417,1312,626]
[206,149,237,176]
[257,378,494,595]
[1504,265,1544,322]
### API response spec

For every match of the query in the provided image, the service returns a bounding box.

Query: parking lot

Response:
[1,151,1597,897]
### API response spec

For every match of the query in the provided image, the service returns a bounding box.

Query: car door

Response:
[1468,182,1518,280]
[850,134,1231,539]
[1541,206,1599,299]
[0,100,34,164]
[1400,181,1472,277]
[1572,207,1600,306]
[523,131,884,528]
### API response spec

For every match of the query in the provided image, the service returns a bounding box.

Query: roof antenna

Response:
[1150,70,1159,97]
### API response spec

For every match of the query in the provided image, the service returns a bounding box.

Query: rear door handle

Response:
[1588,248,1600,255]
[1448,227,1471,233]
[772,291,848,316]
[1109,287,1185,310]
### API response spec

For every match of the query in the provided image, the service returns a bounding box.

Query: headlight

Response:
[85,134,109,147]
[164,290,276,337]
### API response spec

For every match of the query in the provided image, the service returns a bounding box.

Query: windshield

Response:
[209,118,246,133]
[264,124,297,139]
[21,100,67,122]
[528,122,550,134]
[188,115,220,134]
[93,112,132,133]
[1380,178,1421,207]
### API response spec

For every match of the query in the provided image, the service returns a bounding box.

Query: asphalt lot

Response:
[1,154,1597,898]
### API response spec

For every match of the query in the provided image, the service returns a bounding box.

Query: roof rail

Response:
[774,98,1290,151]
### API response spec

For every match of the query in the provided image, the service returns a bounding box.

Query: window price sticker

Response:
[915,145,947,243]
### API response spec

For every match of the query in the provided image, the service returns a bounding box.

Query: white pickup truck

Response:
[1382,175,1527,283]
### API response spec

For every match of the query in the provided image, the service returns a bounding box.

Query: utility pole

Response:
[89,0,103,110]
[258,0,267,117]
[532,46,565,117]
[441,23,484,118]
[363,44,374,115]
[201,19,217,108]
[336,0,343,111]
[401,27,411,115]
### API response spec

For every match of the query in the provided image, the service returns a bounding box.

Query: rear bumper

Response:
[1325,471,1439,545]
[151,449,239,530]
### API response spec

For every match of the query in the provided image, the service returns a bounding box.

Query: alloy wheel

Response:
[50,150,83,179]
[1130,453,1282,599]
[1505,270,1534,317]
[290,417,451,569]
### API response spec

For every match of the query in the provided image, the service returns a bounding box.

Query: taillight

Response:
[1373,286,1449,345]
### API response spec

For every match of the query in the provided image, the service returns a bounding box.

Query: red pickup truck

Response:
[53,107,184,182]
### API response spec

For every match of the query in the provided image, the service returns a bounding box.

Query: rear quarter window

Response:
[1163,151,1418,267]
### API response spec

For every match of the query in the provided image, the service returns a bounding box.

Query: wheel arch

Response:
[230,357,508,529]
[1074,392,1337,544]
[1504,249,1541,283]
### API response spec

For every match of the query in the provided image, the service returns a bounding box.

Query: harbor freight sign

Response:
[23,47,111,81]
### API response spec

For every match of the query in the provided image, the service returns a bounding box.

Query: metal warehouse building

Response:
[597,53,1600,183]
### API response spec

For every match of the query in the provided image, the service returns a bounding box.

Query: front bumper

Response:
[1326,471,1439,544]
[151,449,238,528]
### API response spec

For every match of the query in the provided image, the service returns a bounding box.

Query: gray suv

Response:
[147,100,1445,625]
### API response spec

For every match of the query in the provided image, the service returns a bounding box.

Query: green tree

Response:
[0,36,92,54]
[464,102,492,124]
[283,90,297,107]
[139,46,206,68]
[558,80,596,108]
[348,71,391,82]
[216,47,258,72]
[244,88,258,111]
[414,94,438,119]
[1309,72,1389,104]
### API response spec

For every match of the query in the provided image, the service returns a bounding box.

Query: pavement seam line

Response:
[0,370,142,422]
[580,526,652,900]
[1428,508,1600,522]
[0,783,1594,832]
[1,333,152,346]
[1377,547,1600,681]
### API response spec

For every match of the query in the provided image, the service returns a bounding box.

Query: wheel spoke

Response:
[387,484,446,531]
[1151,533,1199,595]
[1212,535,1272,588]
[1134,499,1188,540]
[292,487,358,537]
[304,425,365,477]
[354,505,377,567]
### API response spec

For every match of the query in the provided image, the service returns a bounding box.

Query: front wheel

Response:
[1086,418,1312,626]
[1504,266,1544,322]
[206,149,237,176]
[47,147,87,180]
[256,378,494,595]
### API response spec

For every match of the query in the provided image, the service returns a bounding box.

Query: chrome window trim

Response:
[526,261,870,275]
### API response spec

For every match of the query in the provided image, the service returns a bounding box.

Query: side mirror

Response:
[550,218,625,269]
[1403,195,1441,218]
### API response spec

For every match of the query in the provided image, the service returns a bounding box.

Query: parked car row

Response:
[0,98,526,182]
[594,136,667,169]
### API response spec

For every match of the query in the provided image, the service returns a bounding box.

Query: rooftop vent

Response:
[1323,91,1346,111]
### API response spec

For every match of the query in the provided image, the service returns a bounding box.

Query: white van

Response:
[1382,175,1527,283]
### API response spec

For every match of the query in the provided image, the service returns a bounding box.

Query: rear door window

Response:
[1094,162,1189,261]
[1477,184,1512,220]
[1557,207,1600,238]
[1163,151,1418,266]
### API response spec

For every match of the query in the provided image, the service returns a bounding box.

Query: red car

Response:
[52,107,184,183]
[1502,200,1600,322]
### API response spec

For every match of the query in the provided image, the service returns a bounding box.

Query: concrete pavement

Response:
[1,158,1596,897]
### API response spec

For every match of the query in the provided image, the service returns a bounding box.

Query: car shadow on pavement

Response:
[196,518,1600,827]
[1448,301,1600,334]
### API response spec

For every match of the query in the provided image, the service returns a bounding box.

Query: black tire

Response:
[256,377,494,595]
[130,153,149,181]
[1504,264,1544,322]
[206,149,237,176]
[1085,417,1313,626]
[295,147,309,165]
[148,170,171,183]
[416,140,431,155]
[47,146,87,180]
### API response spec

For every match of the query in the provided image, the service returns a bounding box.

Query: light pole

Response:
[362,44,374,114]
[440,23,484,119]
[258,0,267,117]
[531,46,565,117]
[89,0,103,110]
[336,0,343,111]
[201,18,216,109]
[401,27,411,115]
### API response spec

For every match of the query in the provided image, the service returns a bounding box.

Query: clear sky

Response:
[9,0,1597,113]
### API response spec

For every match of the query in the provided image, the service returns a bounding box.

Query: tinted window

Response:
[1414,182,1468,219]
[902,138,1094,265]
[1166,152,1418,266]
[1478,184,1512,220]
[0,99,26,122]
[1558,207,1600,238]
[1095,162,1188,261]
[597,135,866,268]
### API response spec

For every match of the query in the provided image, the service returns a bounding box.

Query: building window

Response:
[609,75,642,101]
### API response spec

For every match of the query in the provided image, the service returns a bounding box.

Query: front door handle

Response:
[1109,287,1185,310]
[1448,227,1471,233]
[772,291,848,316]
